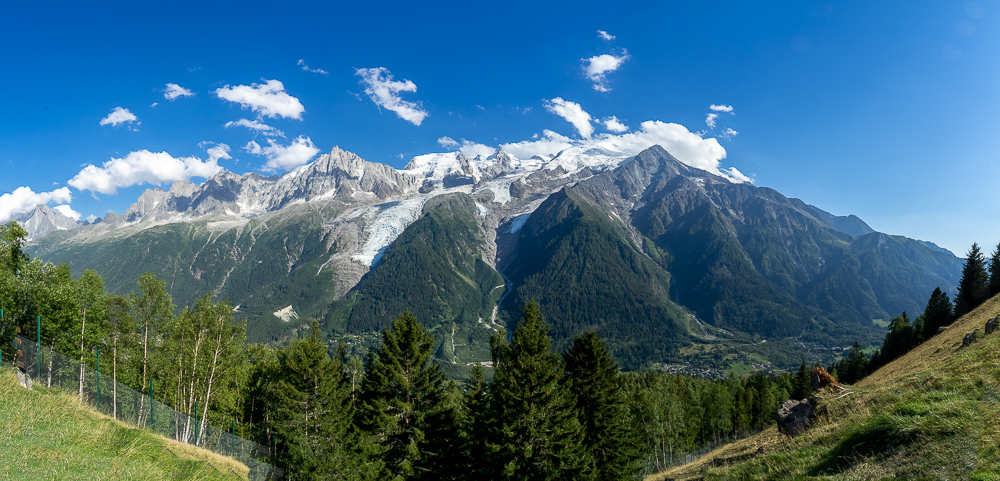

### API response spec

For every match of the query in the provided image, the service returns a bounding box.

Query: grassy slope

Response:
[0,369,248,480]
[651,293,1000,480]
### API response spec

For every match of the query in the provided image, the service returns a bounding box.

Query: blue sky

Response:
[1,0,998,255]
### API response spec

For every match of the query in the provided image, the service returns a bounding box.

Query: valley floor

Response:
[648,294,1000,480]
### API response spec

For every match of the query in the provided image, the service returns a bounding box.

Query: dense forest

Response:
[5,218,994,480]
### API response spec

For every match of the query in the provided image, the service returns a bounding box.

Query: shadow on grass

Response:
[808,414,915,476]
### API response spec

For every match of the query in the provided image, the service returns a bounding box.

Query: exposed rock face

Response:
[776,397,820,435]
[14,205,84,240]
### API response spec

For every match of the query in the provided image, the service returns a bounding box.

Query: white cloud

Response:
[502,121,748,182]
[544,97,594,138]
[355,67,428,126]
[709,104,734,113]
[0,187,73,222]
[437,137,460,148]
[199,142,232,162]
[84,214,98,223]
[243,136,320,172]
[705,113,719,129]
[500,130,575,159]
[719,128,739,139]
[215,79,305,120]
[297,59,329,75]
[223,118,286,137]
[68,150,224,195]
[164,83,194,100]
[602,116,628,133]
[151,102,159,108]
[436,136,495,159]
[52,204,81,221]
[597,30,616,41]
[99,107,138,127]
[582,51,629,92]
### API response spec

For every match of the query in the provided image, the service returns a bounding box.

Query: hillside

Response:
[0,369,249,480]
[651,292,1000,480]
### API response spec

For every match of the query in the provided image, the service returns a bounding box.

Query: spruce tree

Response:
[920,287,955,339]
[792,360,811,400]
[357,310,447,480]
[990,241,1000,297]
[273,321,379,481]
[488,300,593,480]
[955,242,989,317]
[839,341,870,384]
[563,331,642,480]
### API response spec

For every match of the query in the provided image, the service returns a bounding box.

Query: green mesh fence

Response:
[13,336,282,480]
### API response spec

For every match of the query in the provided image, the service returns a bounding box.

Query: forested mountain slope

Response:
[653,290,1000,480]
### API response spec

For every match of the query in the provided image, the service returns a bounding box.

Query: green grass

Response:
[871,318,889,328]
[651,293,1000,480]
[0,369,247,480]
[725,363,754,377]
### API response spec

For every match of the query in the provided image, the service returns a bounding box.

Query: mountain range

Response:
[23,144,963,371]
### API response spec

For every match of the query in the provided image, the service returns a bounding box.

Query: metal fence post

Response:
[149,379,154,429]
[96,349,100,411]
[36,315,40,380]
[194,400,199,446]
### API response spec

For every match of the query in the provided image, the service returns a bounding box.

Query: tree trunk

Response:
[198,321,225,445]
[139,320,149,425]
[183,328,205,443]
[79,307,87,401]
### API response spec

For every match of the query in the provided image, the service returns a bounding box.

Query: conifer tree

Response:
[792,360,811,400]
[357,310,447,480]
[838,341,870,384]
[273,321,379,481]
[955,242,989,317]
[920,287,955,339]
[990,241,1000,297]
[563,331,641,480]
[487,300,593,480]
[446,363,492,480]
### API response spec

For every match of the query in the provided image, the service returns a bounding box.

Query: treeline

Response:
[825,241,1000,385]
[1,220,798,479]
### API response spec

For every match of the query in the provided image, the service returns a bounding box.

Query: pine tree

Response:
[449,363,492,479]
[990,241,1000,297]
[955,242,989,317]
[487,300,593,480]
[357,310,447,480]
[563,331,641,481]
[920,287,955,339]
[273,321,379,481]
[792,360,811,400]
[839,341,870,384]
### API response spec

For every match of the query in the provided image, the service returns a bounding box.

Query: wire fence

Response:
[12,336,282,480]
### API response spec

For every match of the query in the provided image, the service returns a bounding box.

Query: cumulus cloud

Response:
[597,30,615,41]
[719,128,739,139]
[500,130,575,160]
[198,142,232,162]
[151,102,159,108]
[68,150,224,195]
[215,79,305,120]
[544,97,594,138]
[243,136,320,172]
[501,121,749,183]
[164,83,194,100]
[709,104,734,113]
[602,116,628,133]
[224,118,285,137]
[582,51,629,92]
[436,136,495,159]
[355,67,428,126]
[0,187,73,223]
[100,107,138,127]
[52,204,81,221]
[705,113,718,129]
[297,59,329,75]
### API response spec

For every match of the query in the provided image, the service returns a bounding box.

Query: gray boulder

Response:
[776,397,820,435]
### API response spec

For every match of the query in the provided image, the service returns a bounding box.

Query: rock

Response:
[776,397,820,435]
[13,369,33,389]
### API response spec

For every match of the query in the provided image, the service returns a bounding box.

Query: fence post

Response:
[231,420,235,457]
[96,349,100,411]
[193,401,199,447]
[36,315,40,380]
[149,379,154,429]
[0,308,3,367]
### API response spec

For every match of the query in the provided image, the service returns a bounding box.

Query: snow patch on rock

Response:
[274,305,299,322]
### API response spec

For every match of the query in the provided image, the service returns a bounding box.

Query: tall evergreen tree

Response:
[838,341,870,384]
[563,331,641,481]
[273,321,379,481]
[990,241,1000,297]
[487,300,593,480]
[792,360,811,400]
[871,312,918,371]
[357,310,447,480]
[920,287,955,339]
[452,363,492,479]
[955,242,989,317]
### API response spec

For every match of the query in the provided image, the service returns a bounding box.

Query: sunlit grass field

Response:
[650,294,1000,480]
[0,369,248,480]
